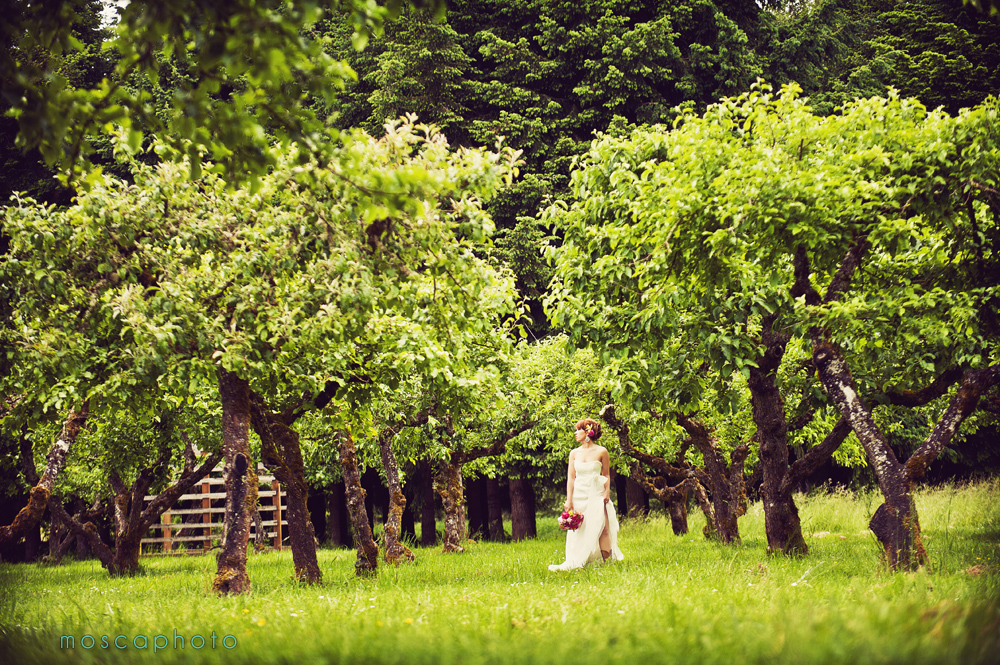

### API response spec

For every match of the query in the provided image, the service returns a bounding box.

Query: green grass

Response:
[2,481,998,665]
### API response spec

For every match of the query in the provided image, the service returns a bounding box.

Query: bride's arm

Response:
[564,449,576,511]
[600,448,611,503]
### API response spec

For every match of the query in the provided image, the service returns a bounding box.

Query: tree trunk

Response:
[509,477,536,541]
[379,428,414,564]
[0,403,88,548]
[106,446,224,576]
[376,409,432,563]
[110,532,144,575]
[663,491,689,536]
[747,317,808,555]
[248,394,322,584]
[435,461,465,553]
[486,477,505,541]
[327,482,350,548]
[677,414,746,544]
[625,477,649,518]
[466,476,486,539]
[601,404,719,539]
[46,497,113,569]
[73,498,90,560]
[213,371,258,594]
[337,429,379,576]
[691,480,717,539]
[433,417,536,553]
[308,489,327,544]
[628,462,695,537]
[419,461,437,546]
[48,507,65,560]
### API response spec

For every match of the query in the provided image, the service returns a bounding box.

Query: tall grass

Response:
[1,481,998,665]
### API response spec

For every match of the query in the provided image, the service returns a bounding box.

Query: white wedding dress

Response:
[549,459,624,571]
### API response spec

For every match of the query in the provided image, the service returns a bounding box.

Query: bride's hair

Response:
[574,418,602,441]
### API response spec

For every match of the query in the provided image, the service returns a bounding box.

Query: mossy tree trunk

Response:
[674,414,748,544]
[337,429,379,576]
[435,418,537,554]
[0,403,88,548]
[213,371,258,594]
[436,460,467,553]
[248,391,322,584]
[378,408,432,564]
[48,450,221,575]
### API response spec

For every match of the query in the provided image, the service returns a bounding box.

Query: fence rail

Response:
[140,464,287,556]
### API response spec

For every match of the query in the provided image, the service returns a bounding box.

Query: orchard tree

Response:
[544,83,1000,567]
[2,119,519,590]
[40,406,223,575]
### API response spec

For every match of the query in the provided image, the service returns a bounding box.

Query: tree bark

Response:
[337,429,379,576]
[248,392,322,584]
[46,497,113,569]
[0,403,88,548]
[327,482,350,548]
[814,340,1000,568]
[629,463,694,536]
[663,491,689,536]
[379,434,413,564]
[601,404,719,539]
[466,476,486,539]
[748,314,809,555]
[377,408,432,564]
[677,414,746,544]
[436,461,466,553]
[213,371,258,594]
[486,477,506,541]
[98,447,224,576]
[625,477,650,518]
[509,477,536,541]
[419,460,437,546]
[435,417,537,553]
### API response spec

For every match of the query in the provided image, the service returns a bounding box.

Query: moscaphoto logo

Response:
[60,629,237,652]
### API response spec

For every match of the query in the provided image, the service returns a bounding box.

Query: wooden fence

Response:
[140,464,287,556]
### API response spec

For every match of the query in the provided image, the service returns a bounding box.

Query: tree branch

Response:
[459,417,538,463]
[782,417,851,494]
[882,366,964,407]
[140,450,224,529]
[46,496,113,570]
[905,364,1000,482]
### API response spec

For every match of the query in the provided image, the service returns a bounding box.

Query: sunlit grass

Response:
[2,481,998,664]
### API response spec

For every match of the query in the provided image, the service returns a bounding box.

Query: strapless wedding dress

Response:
[548,459,624,570]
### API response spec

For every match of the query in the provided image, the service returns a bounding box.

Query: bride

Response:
[548,418,624,571]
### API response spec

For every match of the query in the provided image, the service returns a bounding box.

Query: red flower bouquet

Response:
[559,510,584,530]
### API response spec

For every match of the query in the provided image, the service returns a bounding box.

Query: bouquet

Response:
[559,510,584,530]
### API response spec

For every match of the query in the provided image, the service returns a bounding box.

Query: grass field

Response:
[1,481,998,665]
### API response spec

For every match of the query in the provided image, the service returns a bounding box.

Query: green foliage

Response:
[2,118,519,429]
[768,0,1000,115]
[1,0,449,185]
[545,84,1000,462]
